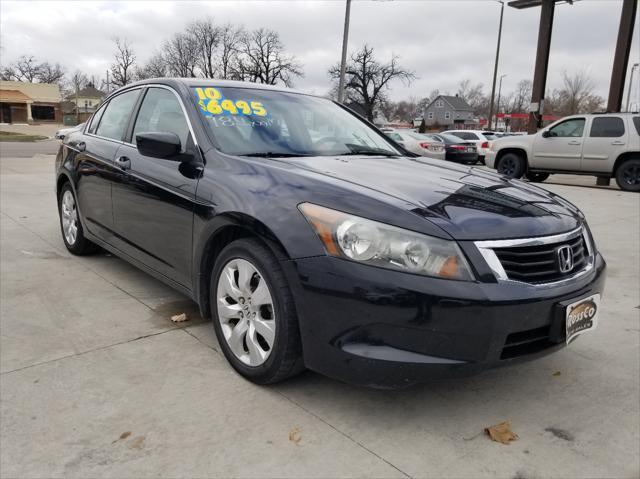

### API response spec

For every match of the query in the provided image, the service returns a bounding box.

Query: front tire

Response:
[210,238,304,384]
[58,183,99,255]
[615,159,640,192]
[525,172,550,183]
[497,153,526,179]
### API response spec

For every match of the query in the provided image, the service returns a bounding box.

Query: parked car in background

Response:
[55,123,85,140]
[441,129,496,162]
[384,129,445,160]
[430,133,479,164]
[54,78,606,388]
[486,113,640,191]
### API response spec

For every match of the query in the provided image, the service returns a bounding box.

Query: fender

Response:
[192,211,299,319]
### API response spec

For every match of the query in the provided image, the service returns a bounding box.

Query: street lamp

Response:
[488,0,505,130]
[626,63,639,112]
[337,0,352,104]
[496,74,507,130]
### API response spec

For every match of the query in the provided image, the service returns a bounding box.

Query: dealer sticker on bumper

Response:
[566,294,600,344]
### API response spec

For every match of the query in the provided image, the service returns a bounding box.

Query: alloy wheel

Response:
[498,157,517,176]
[216,258,276,366]
[622,164,640,186]
[61,190,79,245]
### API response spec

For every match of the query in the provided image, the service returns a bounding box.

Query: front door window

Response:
[548,118,585,138]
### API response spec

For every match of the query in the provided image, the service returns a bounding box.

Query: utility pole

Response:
[626,63,639,112]
[607,0,637,112]
[496,74,507,130]
[106,70,110,94]
[487,0,505,130]
[337,0,352,104]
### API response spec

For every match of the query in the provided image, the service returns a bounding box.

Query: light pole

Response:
[488,0,505,130]
[626,63,639,112]
[496,74,507,131]
[337,0,352,104]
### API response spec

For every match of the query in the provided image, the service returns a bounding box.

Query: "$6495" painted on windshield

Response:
[194,87,267,117]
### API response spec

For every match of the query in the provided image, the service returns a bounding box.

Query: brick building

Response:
[0,80,62,124]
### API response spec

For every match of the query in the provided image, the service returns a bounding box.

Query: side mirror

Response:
[541,130,551,138]
[136,132,181,159]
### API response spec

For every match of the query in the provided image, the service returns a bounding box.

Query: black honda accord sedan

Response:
[56,79,605,388]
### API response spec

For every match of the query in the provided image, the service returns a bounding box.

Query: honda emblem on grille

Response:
[557,245,574,273]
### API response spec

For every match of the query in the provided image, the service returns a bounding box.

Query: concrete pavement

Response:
[1,146,638,478]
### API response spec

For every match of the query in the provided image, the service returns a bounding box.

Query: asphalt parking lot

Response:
[1,141,639,479]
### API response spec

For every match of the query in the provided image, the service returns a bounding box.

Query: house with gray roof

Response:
[423,94,474,129]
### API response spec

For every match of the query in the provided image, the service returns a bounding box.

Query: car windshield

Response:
[192,86,402,157]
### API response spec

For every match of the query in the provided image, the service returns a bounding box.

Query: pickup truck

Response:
[485,113,640,192]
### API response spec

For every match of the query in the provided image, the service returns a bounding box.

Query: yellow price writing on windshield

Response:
[193,87,268,117]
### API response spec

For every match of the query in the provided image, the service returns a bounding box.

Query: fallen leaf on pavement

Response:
[111,431,131,444]
[289,427,302,446]
[485,421,518,445]
[553,371,561,376]
[171,313,188,322]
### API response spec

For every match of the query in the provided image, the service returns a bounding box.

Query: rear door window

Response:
[95,89,140,141]
[589,117,625,137]
[631,117,639,136]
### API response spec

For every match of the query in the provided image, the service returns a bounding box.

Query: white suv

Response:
[485,113,640,192]
[441,129,497,162]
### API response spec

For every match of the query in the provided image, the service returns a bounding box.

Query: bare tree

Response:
[237,28,302,86]
[1,55,65,84]
[508,79,532,113]
[328,45,415,122]
[36,62,65,84]
[14,55,40,82]
[544,71,604,116]
[217,23,243,80]
[110,38,136,87]
[457,79,488,116]
[188,19,221,78]
[163,32,199,77]
[560,70,597,115]
[135,53,168,80]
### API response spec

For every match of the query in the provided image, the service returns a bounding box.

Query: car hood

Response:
[281,155,581,240]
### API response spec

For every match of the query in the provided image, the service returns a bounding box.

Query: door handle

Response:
[115,156,131,170]
[568,141,581,145]
[611,140,625,145]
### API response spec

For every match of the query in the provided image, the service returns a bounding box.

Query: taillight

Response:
[451,145,466,150]
[481,141,489,149]
[419,142,430,148]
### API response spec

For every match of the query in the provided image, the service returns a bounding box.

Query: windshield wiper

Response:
[338,146,399,157]
[239,152,312,158]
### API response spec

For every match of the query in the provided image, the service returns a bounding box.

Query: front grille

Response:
[493,233,589,284]
[501,326,552,359]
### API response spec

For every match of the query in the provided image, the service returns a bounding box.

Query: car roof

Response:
[119,77,313,97]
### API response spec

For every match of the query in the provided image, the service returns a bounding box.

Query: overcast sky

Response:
[1,0,638,103]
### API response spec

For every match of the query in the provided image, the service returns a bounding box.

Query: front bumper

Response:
[282,253,606,388]
[485,150,498,168]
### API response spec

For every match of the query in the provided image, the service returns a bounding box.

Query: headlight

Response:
[298,203,474,281]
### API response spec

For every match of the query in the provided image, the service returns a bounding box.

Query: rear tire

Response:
[525,172,550,183]
[615,159,640,192]
[497,153,526,179]
[210,238,304,384]
[58,183,100,255]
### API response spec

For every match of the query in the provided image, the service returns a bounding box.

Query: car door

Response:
[111,86,200,288]
[581,116,628,173]
[75,89,141,242]
[532,117,585,171]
